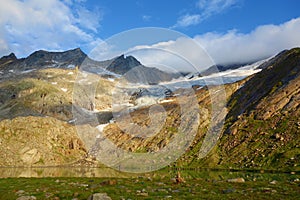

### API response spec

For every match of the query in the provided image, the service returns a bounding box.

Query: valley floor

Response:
[0,169,299,200]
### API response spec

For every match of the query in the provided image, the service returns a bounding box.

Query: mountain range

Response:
[0,47,299,171]
[0,48,179,84]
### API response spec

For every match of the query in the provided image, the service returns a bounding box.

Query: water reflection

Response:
[0,167,297,182]
[0,167,133,178]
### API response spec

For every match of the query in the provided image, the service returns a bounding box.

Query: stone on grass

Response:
[16,196,36,200]
[87,193,112,200]
[227,178,245,183]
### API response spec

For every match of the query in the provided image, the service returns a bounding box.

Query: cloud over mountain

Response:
[195,17,300,65]
[131,17,300,72]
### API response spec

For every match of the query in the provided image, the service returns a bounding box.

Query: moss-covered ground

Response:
[0,169,299,199]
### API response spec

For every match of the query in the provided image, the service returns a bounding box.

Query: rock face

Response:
[0,53,17,66]
[0,116,86,166]
[106,54,142,74]
[20,148,41,165]
[0,48,87,74]
[23,48,87,68]
[122,65,179,84]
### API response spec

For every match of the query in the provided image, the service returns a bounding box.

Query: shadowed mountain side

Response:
[122,65,180,84]
[226,48,300,123]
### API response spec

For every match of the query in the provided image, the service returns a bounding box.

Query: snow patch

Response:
[21,69,36,74]
[135,96,158,107]
[61,88,68,92]
[68,118,77,123]
[51,82,57,85]
[67,65,75,69]
[96,123,109,132]
[159,99,174,103]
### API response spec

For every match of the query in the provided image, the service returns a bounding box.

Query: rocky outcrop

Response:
[0,116,86,166]
[0,53,17,67]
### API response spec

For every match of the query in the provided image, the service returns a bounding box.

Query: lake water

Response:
[0,167,132,178]
[0,167,298,183]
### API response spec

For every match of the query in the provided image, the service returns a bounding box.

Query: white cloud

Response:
[128,17,300,72]
[142,15,152,22]
[172,14,201,28]
[0,0,102,57]
[196,0,238,18]
[128,38,213,73]
[195,17,300,65]
[173,0,239,28]
[75,6,102,33]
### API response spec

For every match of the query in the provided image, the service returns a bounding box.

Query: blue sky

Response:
[93,0,300,37]
[1,0,300,70]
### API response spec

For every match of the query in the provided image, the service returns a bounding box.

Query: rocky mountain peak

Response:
[106,54,142,74]
[0,53,17,60]
[0,53,18,66]
[22,48,87,68]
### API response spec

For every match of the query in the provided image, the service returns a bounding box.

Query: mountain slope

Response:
[217,48,300,170]
[99,48,300,171]
[0,116,86,166]
[178,48,300,171]
[0,47,299,171]
[0,67,115,166]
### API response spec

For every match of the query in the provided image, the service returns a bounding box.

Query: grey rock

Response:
[222,188,236,194]
[87,193,112,200]
[227,178,245,183]
[15,190,25,195]
[20,148,41,165]
[16,196,36,200]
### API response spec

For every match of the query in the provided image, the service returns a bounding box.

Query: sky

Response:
[1,0,300,71]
